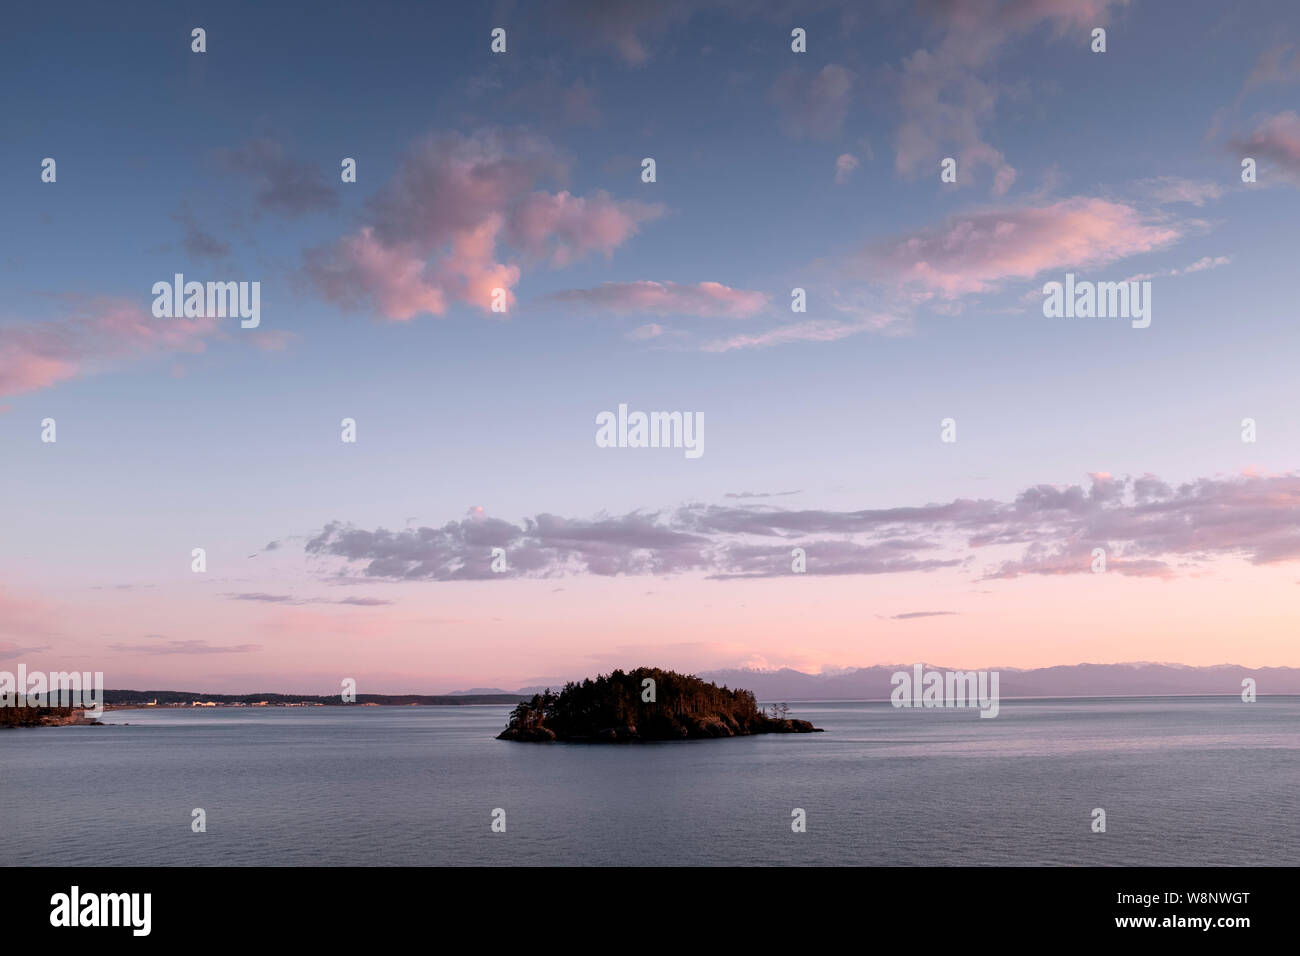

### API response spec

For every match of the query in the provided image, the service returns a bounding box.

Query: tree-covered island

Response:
[497,667,823,742]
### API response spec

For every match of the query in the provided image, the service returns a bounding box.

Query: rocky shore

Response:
[0,707,103,728]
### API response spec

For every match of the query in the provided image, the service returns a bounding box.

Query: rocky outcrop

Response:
[504,724,556,742]
[0,707,103,729]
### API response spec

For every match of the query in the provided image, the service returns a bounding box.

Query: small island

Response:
[497,667,823,742]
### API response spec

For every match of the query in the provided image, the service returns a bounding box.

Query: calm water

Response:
[2,698,1296,866]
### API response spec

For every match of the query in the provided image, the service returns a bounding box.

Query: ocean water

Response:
[1,697,1295,866]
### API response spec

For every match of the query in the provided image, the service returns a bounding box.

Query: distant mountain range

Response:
[106,663,1300,706]
[477,663,1300,700]
[696,663,1300,700]
[448,687,519,696]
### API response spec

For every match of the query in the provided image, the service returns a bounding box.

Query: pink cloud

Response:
[0,299,221,398]
[548,280,768,318]
[309,228,447,320]
[508,191,662,267]
[1233,110,1300,179]
[893,0,1128,194]
[0,345,78,396]
[857,197,1181,297]
[306,130,662,320]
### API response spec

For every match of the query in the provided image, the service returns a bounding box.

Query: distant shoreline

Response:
[102,700,521,712]
[13,692,1293,727]
[96,691,1299,713]
[95,691,526,711]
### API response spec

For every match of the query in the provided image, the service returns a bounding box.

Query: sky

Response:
[3,0,1300,693]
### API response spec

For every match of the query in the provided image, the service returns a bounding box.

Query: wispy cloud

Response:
[0,642,50,661]
[109,639,262,655]
[699,311,903,352]
[855,197,1181,298]
[834,153,860,184]
[1243,42,1300,93]
[627,322,666,340]
[302,471,1300,584]
[172,205,232,258]
[1135,176,1226,207]
[219,138,338,217]
[0,298,221,399]
[547,0,695,65]
[548,280,767,318]
[1232,110,1300,182]
[1125,255,1230,283]
[226,592,394,606]
[892,0,1128,195]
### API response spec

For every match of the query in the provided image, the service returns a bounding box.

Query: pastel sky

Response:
[4,0,1300,692]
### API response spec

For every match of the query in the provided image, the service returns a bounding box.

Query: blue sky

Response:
[4,0,1300,689]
